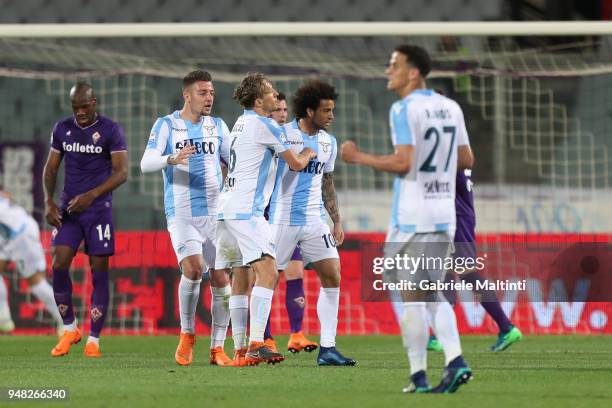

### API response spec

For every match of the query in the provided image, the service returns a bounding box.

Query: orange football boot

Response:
[264,338,278,353]
[287,331,319,353]
[175,332,195,366]
[245,341,285,366]
[83,341,102,358]
[209,346,233,366]
[51,328,82,357]
[229,347,247,367]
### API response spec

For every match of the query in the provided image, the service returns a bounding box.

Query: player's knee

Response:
[252,256,279,286]
[89,256,109,272]
[284,261,304,280]
[210,268,230,286]
[317,259,341,287]
[180,257,204,280]
[51,258,70,271]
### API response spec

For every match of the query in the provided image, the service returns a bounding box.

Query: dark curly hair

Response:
[292,80,338,119]
[233,72,269,109]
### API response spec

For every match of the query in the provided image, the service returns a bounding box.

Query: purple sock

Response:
[285,278,305,333]
[89,270,110,337]
[264,315,273,340]
[462,271,513,333]
[52,268,75,325]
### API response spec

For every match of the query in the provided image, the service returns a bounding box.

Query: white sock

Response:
[400,302,428,375]
[210,285,231,348]
[0,277,11,323]
[389,289,405,325]
[64,319,77,331]
[427,301,462,365]
[317,287,340,348]
[87,335,99,345]
[31,279,63,325]
[249,286,274,343]
[229,295,249,350]
[178,275,201,334]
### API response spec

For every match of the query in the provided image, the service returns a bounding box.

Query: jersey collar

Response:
[73,114,99,130]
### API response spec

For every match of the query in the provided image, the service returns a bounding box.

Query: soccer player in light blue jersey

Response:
[215,73,316,366]
[263,92,319,355]
[342,45,474,393]
[268,81,355,366]
[140,71,233,366]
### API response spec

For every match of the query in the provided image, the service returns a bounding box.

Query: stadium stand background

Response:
[1,0,610,231]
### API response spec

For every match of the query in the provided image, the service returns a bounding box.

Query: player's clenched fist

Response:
[168,144,196,166]
[340,140,359,163]
[301,146,317,160]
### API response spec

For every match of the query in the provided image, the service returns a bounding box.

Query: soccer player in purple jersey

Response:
[442,169,523,351]
[43,83,127,358]
[263,92,318,354]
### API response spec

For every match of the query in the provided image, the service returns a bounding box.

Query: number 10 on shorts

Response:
[322,233,336,248]
[96,224,111,241]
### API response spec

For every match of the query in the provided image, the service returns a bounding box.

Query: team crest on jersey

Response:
[203,125,216,135]
[92,131,101,144]
[318,141,331,153]
[148,132,156,142]
[91,307,103,322]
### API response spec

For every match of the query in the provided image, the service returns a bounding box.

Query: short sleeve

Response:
[389,101,414,146]
[455,108,470,147]
[110,123,128,153]
[146,118,170,154]
[323,136,337,173]
[257,117,289,154]
[50,122,63,153]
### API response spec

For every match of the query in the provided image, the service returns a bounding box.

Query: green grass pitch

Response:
[1,335,611,407]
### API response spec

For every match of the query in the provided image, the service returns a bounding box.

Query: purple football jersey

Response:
[50,115,127,210]
[455,169,475,220]
[455,169,476,247]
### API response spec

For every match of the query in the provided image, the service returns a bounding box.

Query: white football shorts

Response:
[271,223,339,271]
[167,215,217,268]
[215,216,276,269]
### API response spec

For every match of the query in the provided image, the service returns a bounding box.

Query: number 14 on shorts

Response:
[96,224,111,241]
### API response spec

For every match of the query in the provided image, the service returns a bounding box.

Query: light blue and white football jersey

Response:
[389,89,470,234]
[0,195,29,242]
[217,110,289,220]
[268,120,337,226]
[146,111,230,220]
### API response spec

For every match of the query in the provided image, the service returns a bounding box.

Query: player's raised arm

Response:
[279,147,317,171]
[42,148,63,228]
